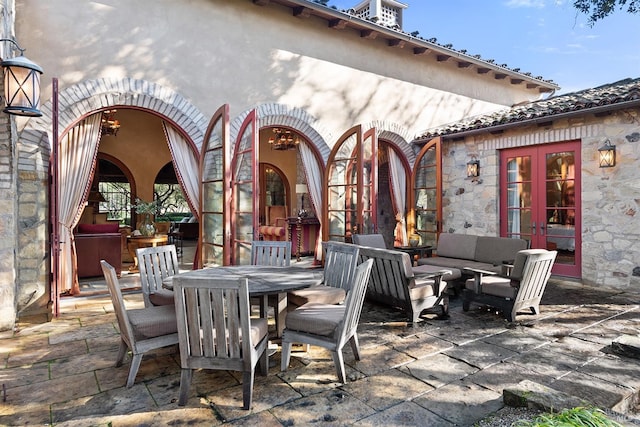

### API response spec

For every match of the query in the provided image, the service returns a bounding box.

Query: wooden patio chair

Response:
[100,260,179,388]
[281,259,374,383]
[136,244,179,307]
[287,241,360,310]
[462,249,557,322]
[173,275,269,409]
[250,240,292,336]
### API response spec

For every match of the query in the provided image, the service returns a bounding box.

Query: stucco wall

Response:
[441,109,640,291]
[15,0,542,138]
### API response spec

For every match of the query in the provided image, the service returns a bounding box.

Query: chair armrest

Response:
[463,267,497,294]
[274,217,287,227]
[414,270,449,297]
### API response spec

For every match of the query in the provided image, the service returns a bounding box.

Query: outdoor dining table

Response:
[163,265,323,337]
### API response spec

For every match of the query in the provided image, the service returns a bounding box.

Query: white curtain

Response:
[299,141,323,260]
[388,148,408,246]
[58,113,102,294]
[162,122,200,218]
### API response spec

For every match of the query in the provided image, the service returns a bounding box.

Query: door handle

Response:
[539,223,545,236]
[531,222,536,235]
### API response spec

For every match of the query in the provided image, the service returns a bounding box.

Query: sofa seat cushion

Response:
[285,303,345,337]
[149,288,175,306]
[435,234,477,260]
[128,304,178,340]
[409,278,447,300]
[464,276,518,299]
[287,285,346,307]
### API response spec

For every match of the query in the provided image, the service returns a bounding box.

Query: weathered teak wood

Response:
[462,249,557,322]
[173,275,268,409]
[250,240,291,336]
[357,245,449,323]
[281,259,374,383]
[250,240,291,267]
[100,261,179,388]
[137,244,180,307]
[287,241,360,309]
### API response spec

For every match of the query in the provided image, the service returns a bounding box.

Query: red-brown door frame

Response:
[499,141,581,277]
[410,137,443,245]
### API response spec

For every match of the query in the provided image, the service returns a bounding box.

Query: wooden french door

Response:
[411,137,442,247]
[200,104,231,267]
[230,110,259,264]
[500,141,581,277]
[323,126,377,242]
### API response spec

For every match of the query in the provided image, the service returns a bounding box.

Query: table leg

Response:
[275,292,287,338]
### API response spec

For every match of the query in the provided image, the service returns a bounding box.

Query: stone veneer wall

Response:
[442,109,640,291]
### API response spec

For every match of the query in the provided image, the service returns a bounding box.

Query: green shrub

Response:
[514,407,623,427]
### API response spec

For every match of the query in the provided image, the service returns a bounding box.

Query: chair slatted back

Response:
[173,276,253,371]
[137,245,180,307]
[100,261,136,349]
[250,241,291,267]
[322,241,360,291]
[516,249,557,303]
[337,259,374,346]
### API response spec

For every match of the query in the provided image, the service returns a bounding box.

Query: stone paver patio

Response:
[1,278,639,426]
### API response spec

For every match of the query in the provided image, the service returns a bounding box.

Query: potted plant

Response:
[133,198,158,236]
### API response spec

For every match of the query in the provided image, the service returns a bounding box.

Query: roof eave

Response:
[255,0,559,93]
[414,98,640,144]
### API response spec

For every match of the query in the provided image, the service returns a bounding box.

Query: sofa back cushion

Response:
[77,223,119,234]
[436,234,477,260]
[474,236,528,265]
[352,234,386,249]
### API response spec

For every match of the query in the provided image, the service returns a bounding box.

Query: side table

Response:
[395,245,433,266]
[126,235,169,272]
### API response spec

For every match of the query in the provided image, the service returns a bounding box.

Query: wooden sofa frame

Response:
[356,245,449,323]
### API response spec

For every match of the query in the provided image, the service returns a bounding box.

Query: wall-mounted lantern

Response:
[1,38,43,117]
[598,139,616,168]
[466,156,480,178]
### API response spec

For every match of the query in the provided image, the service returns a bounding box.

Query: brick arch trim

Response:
[362,120,416,166]
[19,77,208,153]
[230,103,332,164]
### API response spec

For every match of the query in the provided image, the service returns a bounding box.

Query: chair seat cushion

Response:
[409,278,447,300]
[149,288,175,306]
[128,304,178,340]
[287,285,346,308]
[464,276,518,299]
[249,318,269,344]
[285,303,345,337]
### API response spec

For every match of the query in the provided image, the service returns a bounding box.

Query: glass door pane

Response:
[413,139,441,247]
[201,105,229,267]
[231,111,257,265]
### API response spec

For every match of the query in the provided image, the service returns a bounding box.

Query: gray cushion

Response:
[149,288,175,306]
[288,285,346,307]
[249,318,269,344]
[352,234,386,249]
[409,278,447,300]
[285,303,345,337]
[474,236,528,265]
[128,304,178,340]
[436,234,477,260]
[464,276,518,299]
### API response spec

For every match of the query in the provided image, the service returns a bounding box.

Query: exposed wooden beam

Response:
[436,54,450,62]
[510,78,524,84]
[293,6,311,18]
[457,61,471,68]
[526,83,539,89]
[328,19,348,29]
[388,39,405,48]
[413,46,429,55]
[476,67,490,74]
[252,0,270,5]
[361,29,378,39]
[494,73,507,80]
